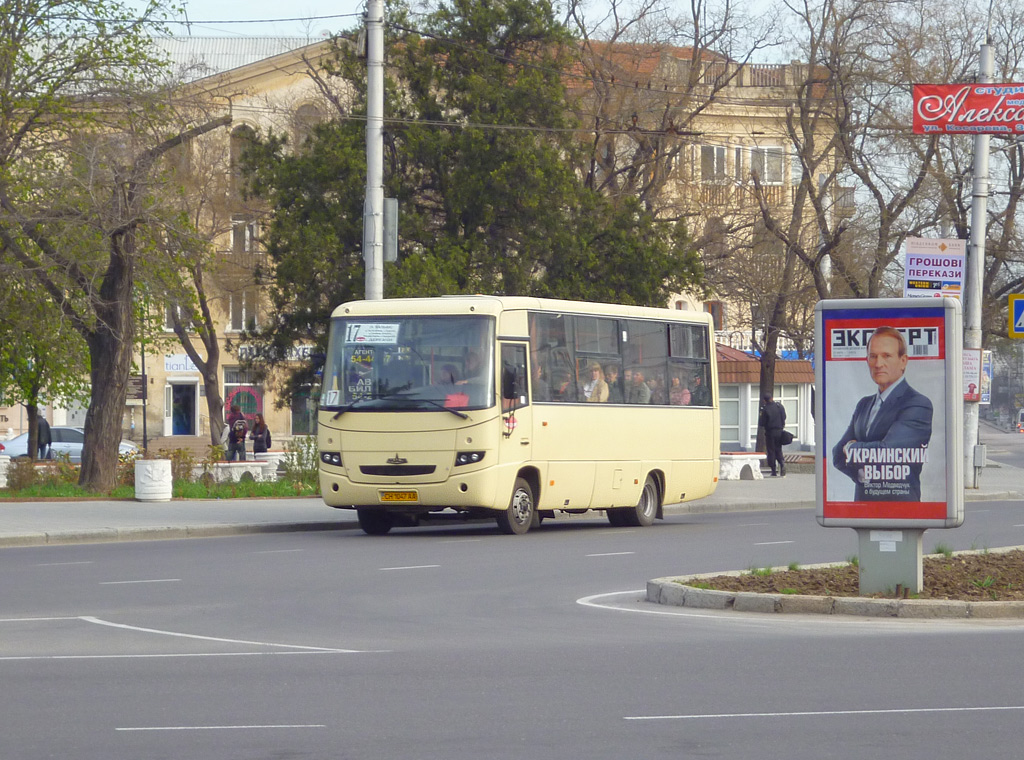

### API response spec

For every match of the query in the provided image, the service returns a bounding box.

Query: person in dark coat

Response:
[37,416,52,460]
[759,392,787,477]
[249,413,272,454]
[225,404,248,461]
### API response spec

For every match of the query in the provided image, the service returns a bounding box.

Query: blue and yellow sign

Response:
[1011,294,1024,338]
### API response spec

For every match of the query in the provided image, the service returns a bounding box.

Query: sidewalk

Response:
[1,457,1021,548]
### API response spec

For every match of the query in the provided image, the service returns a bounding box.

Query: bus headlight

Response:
[455,451,485,466]
[320,451,342,466]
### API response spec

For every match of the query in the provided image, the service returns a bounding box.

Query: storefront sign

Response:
[165,354,199,373]
[913,83,1024,134]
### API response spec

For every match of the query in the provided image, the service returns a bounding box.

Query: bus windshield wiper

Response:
[331,396,375,419]
[416,398,469,419]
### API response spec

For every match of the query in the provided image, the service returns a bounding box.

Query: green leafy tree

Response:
[0,0,230,490]
[241,0,702,397]
[0,286,90,457]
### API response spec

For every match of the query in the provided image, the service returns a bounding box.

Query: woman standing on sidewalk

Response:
[249,414,272,454]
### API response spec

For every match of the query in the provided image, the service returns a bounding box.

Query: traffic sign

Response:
[1011,294,1024,338]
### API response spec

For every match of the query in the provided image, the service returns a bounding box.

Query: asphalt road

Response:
[3,504,1024,759]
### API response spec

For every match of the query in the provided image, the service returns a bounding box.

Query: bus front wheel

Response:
[357,508,394,535]
[496,477,535,535]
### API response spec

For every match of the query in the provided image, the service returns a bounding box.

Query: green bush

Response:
[282,436,319,491]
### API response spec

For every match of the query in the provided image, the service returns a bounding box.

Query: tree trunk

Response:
[25,404,39,462]
[78,237,135,492]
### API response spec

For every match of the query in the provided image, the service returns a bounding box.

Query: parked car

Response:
[0,427,138,463]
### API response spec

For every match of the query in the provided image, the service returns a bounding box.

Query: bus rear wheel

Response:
[357,508,394,535]
[496,477,535,535]
[622,475,659,527]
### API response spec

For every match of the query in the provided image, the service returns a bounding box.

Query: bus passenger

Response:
[670,375,691,406]
[551,369,574,401]
[627,369,652,404]
[605,364,623,403]
[583,361,609,402]
[532,363,550,401]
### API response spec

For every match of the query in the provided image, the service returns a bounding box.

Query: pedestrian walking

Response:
[37,416,52,460]
[759,392,787,477]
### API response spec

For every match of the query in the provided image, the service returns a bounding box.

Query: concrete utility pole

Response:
[964,42,994,489]
[363,0,385,300]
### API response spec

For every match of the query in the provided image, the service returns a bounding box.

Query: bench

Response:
[719,452,767,481]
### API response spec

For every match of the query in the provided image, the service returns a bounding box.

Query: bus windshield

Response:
[320,315,495,412]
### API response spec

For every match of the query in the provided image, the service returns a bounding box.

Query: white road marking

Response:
[254,549,306,554]
[80,616,359,652]
[380,564,440,571]
[99,579,181,585]
[439,538,482,544]
[35,561,94,566]
[0,616,80,623]
[624,705,1024,721]
[586,552,636,557]
[116,724,325,732]
[0,651,360,662]
[754,541,793,546]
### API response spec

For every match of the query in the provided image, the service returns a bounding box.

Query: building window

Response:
[229,125,256,197]
[231,215,259,254]
[229,289,259,332]
[224,367,263,417]
[750,146,784,184]
[704,301,725,331]
[734,146,744,181]
[701,145,727,183]
[164,304,194,332]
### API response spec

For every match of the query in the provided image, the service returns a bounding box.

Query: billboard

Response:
[903,237,965,299]
[913,84,1024,135]
[815,299,963,529]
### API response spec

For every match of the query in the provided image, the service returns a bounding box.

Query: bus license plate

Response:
[380,490,418,502]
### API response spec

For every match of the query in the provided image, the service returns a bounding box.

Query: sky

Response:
[144,0,369,38]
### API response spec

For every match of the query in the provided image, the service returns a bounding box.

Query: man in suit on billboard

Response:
[832,326,933,501]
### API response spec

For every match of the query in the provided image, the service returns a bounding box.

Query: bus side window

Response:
[501,344,528,410]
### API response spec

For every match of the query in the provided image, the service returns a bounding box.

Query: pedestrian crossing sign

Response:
[1012,294,1024,338]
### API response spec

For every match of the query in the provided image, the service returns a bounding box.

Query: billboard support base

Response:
[856,528,924,596]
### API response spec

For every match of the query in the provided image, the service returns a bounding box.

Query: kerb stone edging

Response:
[647,549,1024,619]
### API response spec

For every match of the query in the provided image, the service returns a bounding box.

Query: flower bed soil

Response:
[691,549,1024,601]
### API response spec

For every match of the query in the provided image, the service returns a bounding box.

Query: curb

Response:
[0,521,358,548]
[647,548,1024,619]
[647,577,1024,618]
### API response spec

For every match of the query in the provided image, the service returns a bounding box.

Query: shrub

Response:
[157,448,198,484]
[6,458,39,491]
[282,436,319,492]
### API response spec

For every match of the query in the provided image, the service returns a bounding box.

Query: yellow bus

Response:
[318,296,719,535]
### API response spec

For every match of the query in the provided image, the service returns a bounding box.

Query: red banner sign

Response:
[913,83,1024,135]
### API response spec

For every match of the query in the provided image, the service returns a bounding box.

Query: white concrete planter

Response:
[135,459,173,502]
[0,455,9,489]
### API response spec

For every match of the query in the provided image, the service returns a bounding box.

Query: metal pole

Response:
[363,0,385,301]
[964,43,993,489]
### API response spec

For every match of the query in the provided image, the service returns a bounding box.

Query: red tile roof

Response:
[716,343,814,384]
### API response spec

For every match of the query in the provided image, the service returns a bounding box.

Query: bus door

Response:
[498,343,532,466]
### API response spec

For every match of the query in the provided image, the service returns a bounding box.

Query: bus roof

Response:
[331,296,714,325]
